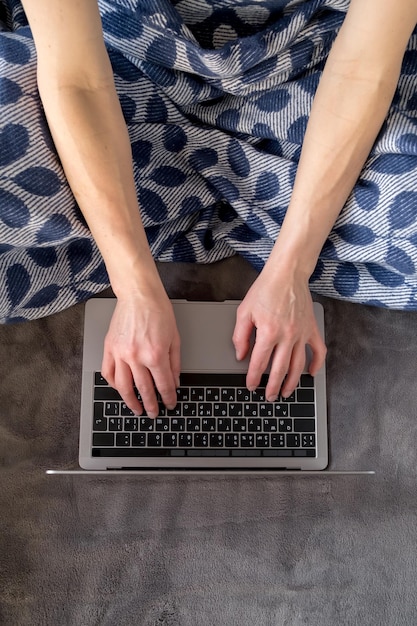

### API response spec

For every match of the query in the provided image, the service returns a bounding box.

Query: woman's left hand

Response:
[232,264,327,402]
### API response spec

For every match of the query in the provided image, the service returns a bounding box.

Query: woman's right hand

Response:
[101,284,181,419]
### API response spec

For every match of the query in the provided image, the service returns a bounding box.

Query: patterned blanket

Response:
[1,0,417,322]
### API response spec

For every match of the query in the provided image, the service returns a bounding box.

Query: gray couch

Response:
[1,256,416,625]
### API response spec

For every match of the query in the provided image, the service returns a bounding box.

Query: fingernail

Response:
[267,395,277,403]
[247,386,256,392]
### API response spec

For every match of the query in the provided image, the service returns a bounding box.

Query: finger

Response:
[151,361,179,412]
[130,365,160,419]
[264,342,292,402]
[246,329,278,392]
[281,341,306,398]
[169,331,181,390]
[101,350,115,387]
[308,328,327,376]
[232,308,254,361]
[113,360,143,416]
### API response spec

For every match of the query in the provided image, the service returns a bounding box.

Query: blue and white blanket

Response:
[1,0,417,322]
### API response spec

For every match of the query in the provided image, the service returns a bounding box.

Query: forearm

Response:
[37,77,159,297]
[267,25,403,278]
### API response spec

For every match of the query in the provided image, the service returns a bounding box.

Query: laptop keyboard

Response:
[91,373,317,458]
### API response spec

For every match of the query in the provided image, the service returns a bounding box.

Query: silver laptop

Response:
[77,298,329,473]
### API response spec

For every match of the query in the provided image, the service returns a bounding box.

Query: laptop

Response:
[72,297,332,473]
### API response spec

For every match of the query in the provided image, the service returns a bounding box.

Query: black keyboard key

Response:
[247,418,262,432]
[217,418,231,431]
[194,433,209,447]
[121,403,134,416]
[290,404,315,418]
[241,434,254,447]
[221,388,235,401]
[179,433,193,447]
[171,450,185,456]
[206,388,220,402]
[210,433,224,447]
[294,450,308,457]
[232,418,247,432]
[251,389,265,402]
[278,419,292,432]
[271,434,286,447]
[201,418,216,431]
[94,387,122,401]
[228,403,243,417]
[294,419,316,432]
[140,418,154,431]
[297,388,315,403]
[167,406,182,417]
[213,403,228,417]
[244,403,259,417]
[183,403,197,417]
[105,402,120,416]
[259,404,273,417]
[302,434,316,447]
[300,374,314,387]
[263,418,277,432]
[94,373,108,386]
[156,418,170,431]
[283,391,295,402]
[274,403,288,417]
[186,418,201,431]
[231,450,261,457]
[286,434,300,448]
[92,448,172,457]
[191,388,205,402]
[225,433,239,447]
[94,402,104,419]
[148,433,162,446]
[171,418,185,431]
[176,387,189,401]
[236,388,251,402]
[116,433,130,447]
[131,433,146,447]
[198,403,213,417]
[124,417,138,431]
[92,433,114,446]
[255,434,270,448]
[108,417,123,431]
[163,433,177,447]
[93,416,107,431]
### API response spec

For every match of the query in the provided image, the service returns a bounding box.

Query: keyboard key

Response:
[294,418,316,432]
[156,418,170,431]
[247,418,262,432]
[187,418,201,431]
[244,403,258,417]
[225,433,239,447]
[132,433,146,447]
[94,373,108,385]
[217,418,231,431]
[278,419,292,432]
[183,403,197,416]
[121,403,134,416]
[241,434,254,447]
[214,403,228,417]
[274,403,288,417]
[176,388,189,401]
[94,402,104,419]
[148,433,162,447]
[232,418,247,432]
[255,434,270,448]
[92,433,114,446]
[221,388,235,402]
[286,434,300,448]
[105,402,120,416]
[191,388,205,402]
[93,416,107,431]
[94,387,122,401]
[205,388,220,402]
[171,418,185,431]
[201,418,216,431]
[302,434,316,447]
[263,418,277,432]
[116,433,130,447]
[210,433,224,447]
[262,449,293,457]
[251,389,265,402]
[124,417,138,431]
[271,434,286,447]
[290,404,315,418]
[194,433,209,447]
[259,404,273,417]
[228,403,243,417]
[140,418,154,431]
[179,433,193,447]
[163,433,177,447]
[198,403,213,417]
[236,388,250,402]
[297,388,315,403]
[108,418,123,431]
[231,450,261,457]
[300,374,314,387]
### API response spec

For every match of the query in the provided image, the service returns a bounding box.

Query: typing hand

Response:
[101,288,180,418]
[232,266,326,402]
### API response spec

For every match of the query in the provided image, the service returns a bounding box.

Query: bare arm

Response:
[234,0,417,400]
[22,0,180,416]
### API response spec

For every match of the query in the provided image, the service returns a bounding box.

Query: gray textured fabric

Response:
[1,256,416,626]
